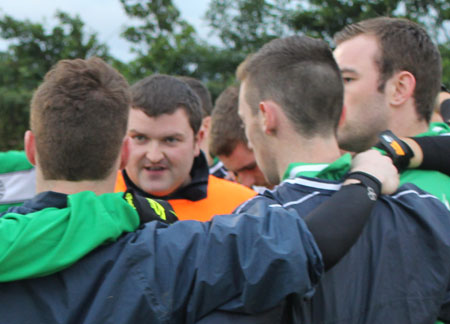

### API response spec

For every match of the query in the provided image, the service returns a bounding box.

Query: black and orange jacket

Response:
[115,153,256,221]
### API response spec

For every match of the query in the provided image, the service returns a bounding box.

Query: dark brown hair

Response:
[131,74,203,134]
[237,35,343,137]
[334,17,441,122]
[209,85,248,157]
[177,76,213,117]
[30,57,131,180]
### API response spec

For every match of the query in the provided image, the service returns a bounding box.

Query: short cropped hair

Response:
[177,76,213,117]
[131,74,203,134]
[209,85,248,157]
[30,57,130,181]
[334,17,441,123]
[237,35,343,137]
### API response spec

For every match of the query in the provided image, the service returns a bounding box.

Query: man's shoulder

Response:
[377,183,450,225]
[400,169,450,207]
[169,176,256,221]
[208,175,256,196]
[0,151,33,173]
[0,151,36,212]
[235,176,337,214]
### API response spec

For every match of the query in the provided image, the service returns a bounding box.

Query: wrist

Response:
[344,171,381,201]
[401,138,423,168]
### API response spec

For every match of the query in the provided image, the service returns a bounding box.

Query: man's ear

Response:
[119,137,130,170]
[259,100,278,135]
[198,116,210,147]
[388,71,416,107]
[24,130,36,166]
[194,128,205,156]
[201,116,211,135]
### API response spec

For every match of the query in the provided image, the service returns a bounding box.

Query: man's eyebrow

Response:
[127,129,140,134]
[162,131,185,138]
[236,161,257,173]
[127,129,184,138]
[340,67,358,74]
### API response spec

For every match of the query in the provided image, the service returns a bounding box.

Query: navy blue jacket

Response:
[233,177,450,323]
[0,191,323,324]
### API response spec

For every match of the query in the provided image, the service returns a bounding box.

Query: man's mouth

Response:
[144,166,166,171]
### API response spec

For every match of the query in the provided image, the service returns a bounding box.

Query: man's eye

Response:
[343,77,354,84]
[132,135,146,142]
[164,137,179,144]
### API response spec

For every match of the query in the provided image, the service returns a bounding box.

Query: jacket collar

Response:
[3,191,68,215]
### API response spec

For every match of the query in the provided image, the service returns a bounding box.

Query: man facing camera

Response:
[115,75,256,221]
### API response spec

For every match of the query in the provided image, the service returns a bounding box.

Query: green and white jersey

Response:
[0,151,35,212]
[399,122,450,209]
[282,154,351,181]
[428,122,450,135]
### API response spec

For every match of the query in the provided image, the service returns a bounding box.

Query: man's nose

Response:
[145,143,164,163]
[237,172,255,188]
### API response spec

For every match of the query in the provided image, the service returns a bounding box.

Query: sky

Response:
[0,0,212,61]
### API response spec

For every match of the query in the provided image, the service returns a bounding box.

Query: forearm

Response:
[304,178,379,271]
[403,136,450,175]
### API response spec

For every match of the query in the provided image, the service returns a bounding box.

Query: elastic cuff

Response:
[345,171,381,200]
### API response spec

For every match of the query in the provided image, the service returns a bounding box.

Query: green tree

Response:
[0,11,111,150]
[205,0,450,85]
[119,0,241,98]
[119,0,202,82]
[205,0,294,52]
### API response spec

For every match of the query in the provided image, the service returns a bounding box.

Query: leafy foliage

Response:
[1,1,449,149]
[205,0,450,86]
[0,11,110,150]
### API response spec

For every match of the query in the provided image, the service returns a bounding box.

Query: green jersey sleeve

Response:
[0,191,140,281]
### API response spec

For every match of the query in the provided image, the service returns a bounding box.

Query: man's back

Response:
[237,176,450,323]
[0,191,323,324]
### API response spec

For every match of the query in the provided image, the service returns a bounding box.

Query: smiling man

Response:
[115,74,256,221]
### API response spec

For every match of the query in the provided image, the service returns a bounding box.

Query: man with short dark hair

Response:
[114,74,256,221]
[333,17,450,207]
[230,35,450,323]
[209,85,271,190]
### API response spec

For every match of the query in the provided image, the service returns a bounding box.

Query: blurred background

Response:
[0,0,448,150]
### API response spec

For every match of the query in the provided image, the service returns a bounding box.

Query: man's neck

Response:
[389,104,429,137]
[276,134,342,180]
[35,171,117,196]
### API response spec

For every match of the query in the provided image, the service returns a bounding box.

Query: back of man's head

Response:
[334,17,441,123]
[209,85,248,157]
[131,74,203,134]
[30,57,130,181]
[177,76,213,118]
[237,35,343,138]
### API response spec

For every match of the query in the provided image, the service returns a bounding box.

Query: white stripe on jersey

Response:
[0,168,36,204]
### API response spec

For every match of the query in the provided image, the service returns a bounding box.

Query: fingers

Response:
[350,150,399,195]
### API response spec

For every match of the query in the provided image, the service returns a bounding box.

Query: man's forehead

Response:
[129,107,188,121]
[128,108,192,135]
[220,142,255,172]
[334,35,379,62]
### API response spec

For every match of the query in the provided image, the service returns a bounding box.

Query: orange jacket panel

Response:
[115,171,256,222]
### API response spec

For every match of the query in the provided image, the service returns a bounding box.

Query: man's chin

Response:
[143,186,174,197]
